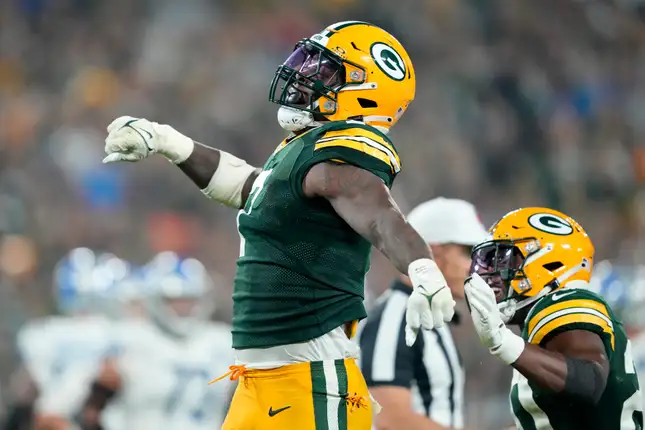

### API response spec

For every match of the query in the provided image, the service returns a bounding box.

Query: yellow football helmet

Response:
[469,207,594,323]
[269,21,416,133]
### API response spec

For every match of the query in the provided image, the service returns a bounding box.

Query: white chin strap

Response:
[277,106,316,132]
[277,106,393,133]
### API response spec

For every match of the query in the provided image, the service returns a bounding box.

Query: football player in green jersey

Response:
[101,21,456,430]
[465,207,643,430]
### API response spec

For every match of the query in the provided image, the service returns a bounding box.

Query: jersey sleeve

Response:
[295,124,401,194]
[524,289,615,356]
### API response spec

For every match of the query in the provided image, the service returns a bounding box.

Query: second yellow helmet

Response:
[469,207,595,323]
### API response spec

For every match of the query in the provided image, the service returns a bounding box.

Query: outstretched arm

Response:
[175,142,222,188]
[303,162,430,274]
[176,142,260,208]
[102,116,260,209]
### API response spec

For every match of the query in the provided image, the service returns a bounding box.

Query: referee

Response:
[359,197,487,430]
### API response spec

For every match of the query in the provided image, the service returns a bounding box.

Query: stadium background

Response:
[1,0,645,428]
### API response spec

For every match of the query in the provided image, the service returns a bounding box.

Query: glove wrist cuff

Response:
[491,327,525,365]
[152,123,195,164]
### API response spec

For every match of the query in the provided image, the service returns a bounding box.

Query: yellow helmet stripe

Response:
[323,21,372,37]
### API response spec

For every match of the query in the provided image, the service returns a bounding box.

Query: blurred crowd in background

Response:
[2,0,645,427]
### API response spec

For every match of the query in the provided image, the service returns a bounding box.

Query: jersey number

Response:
[622,340,644,430]
[165,366,216,422]
[243,169,273,216]
[237,169,273,257]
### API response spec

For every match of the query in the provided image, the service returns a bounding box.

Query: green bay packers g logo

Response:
[370,42,406,81]
[528,213,574,236]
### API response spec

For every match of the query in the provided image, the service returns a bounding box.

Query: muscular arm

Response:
[176,142,260,208]
[512,330,609,404]
[303,162,431,274]
[371,386,450,430]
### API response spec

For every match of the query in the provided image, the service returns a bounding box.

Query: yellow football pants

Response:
[222,358,372,430]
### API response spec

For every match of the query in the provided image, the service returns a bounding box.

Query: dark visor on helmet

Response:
[470,241,526,302]
[269,41,345,113]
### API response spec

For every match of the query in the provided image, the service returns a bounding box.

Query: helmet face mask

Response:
[470,240,529,304]
[269,41,358,115]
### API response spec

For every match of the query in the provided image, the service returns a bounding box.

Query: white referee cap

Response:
[407,197,488,246]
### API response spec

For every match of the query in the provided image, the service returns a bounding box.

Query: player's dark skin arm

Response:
[176,142,260,207]
[511,329,609,404]
[303,162,432,273]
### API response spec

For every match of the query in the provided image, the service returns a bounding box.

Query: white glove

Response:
[405,259,455,346]
[103,116,194,164]
[465,273,525,365]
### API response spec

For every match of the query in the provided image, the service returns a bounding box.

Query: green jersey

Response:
[510,288,643,430]
[233,121,401,349]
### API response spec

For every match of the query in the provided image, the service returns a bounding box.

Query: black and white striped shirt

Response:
[359,281,465,429]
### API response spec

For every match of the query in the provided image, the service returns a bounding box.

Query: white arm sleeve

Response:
[201,151,257,209]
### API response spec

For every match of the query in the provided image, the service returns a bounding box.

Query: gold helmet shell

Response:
[470,207,594,322]
[270,21,415,133]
